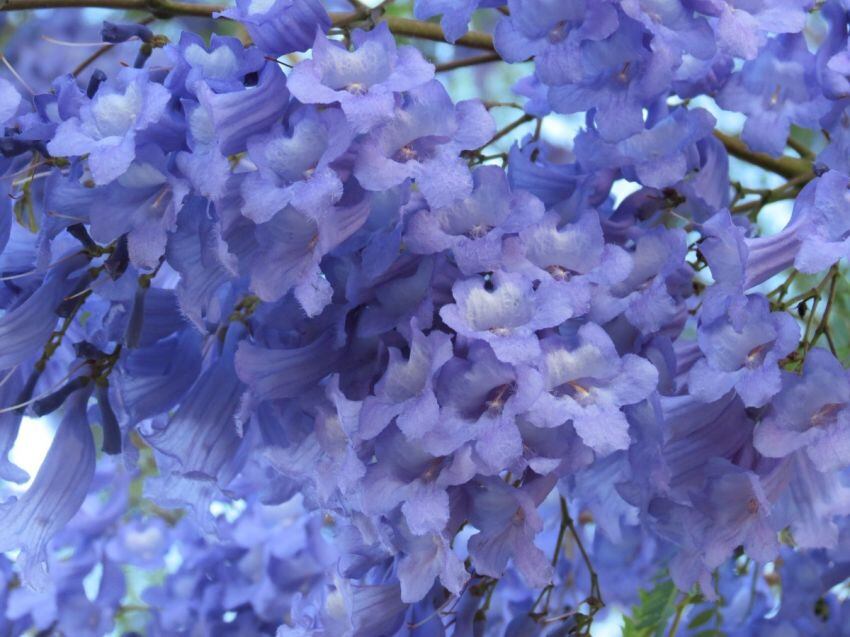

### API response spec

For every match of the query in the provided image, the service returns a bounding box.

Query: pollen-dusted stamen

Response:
[548,20,568,44]
[745,343,770,368]
[769,85,781,107]
[421,458,444,482]
[545,264,570,281]
[569,381,591,399]
[485,382,517,414]
[398,145,417,162]
[466,223,492,239]
[810,402,845,428]
[746,497,760,514]
[512,506,526,524]
[345,82,367,95]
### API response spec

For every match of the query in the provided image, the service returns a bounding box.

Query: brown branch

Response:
[475,113,534,152]
[787,135,815,160]
[715,130,812,180]
[730,173,812,216]
[381,15,493,50]
[0,2,496,50]
[436,52,502,73]
[2,0,221,15]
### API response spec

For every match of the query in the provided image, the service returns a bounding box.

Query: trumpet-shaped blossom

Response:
[688,295,799,407]
[4,2,850,634]
[47,70,170,185]
[287,23,435,133]
[754,349,850,472]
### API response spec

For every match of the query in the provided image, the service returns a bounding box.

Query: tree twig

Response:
[715,130,812,180]
[0,2,497,50]
[436,52,502,72]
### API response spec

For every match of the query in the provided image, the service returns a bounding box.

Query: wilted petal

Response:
[0,390,95,589]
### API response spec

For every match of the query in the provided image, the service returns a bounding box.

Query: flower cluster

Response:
[0,0,850,635]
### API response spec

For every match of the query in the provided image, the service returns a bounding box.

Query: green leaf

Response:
[688,608,716,630]
[621,577,679,637]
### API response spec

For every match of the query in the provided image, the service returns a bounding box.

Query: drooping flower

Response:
[688,294,799,407]
[354,80,495,208]
[216,0,331,57]
[754,348,850,472]
[529,322,659,455]
[0,389,95,588]
[47,69,171,185]
[717,34,829,156]
[287,23,435,133]
[440,269,580,364]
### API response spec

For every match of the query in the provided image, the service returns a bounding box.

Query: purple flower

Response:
[440,269,579,364]
[359,319,452,440]
[791,170,850,275]
[695,0,811,59]
[287,23,435,133]
[148,336,244,475]
[354,80,495,208]
[620,0,716,63]
[47,148,188,269]
[0,253,88,370]
[235,331,344,404]
[592,227,690,334]
[359,427,475,536]
[165,32,264,96]
[754,348,850,472]
[770,451,850,549]
[529,322,658,455]
[688,295,799,407]
[574,107,717,189]
[717,34,829,157]
[193,62,290,157]
[494,0,619,86]
[118,329,203,424]
[241,106,353,222]
[0,390,95,589]
[248,193,369,313]
[689,460,779,569]
[547,13,674,142]
[0,77,22,126]
[105,518,170,568]
[397,529,468,603]
[433,341,542,469]
[46,69,170,185]
[465,476,554,588]
[404,165,545,275]
[414,0,504,43]
[175,100,231,201]
[216,0,331,57]
[502,210,631,322]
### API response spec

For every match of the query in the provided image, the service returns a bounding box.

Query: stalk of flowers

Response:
[0,1,848,636]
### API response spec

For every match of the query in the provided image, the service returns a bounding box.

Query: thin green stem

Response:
[667,595,689,637]
[563,498,602,609]
[551,499,569,568]
[787,135,815,159]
